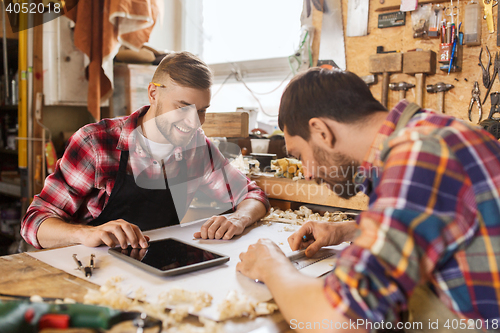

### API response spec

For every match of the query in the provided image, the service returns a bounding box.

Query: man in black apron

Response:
[21,52,269,250]
[238,69,499,332]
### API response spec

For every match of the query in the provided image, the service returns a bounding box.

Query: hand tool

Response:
[485,92,500,120]
[479,46,492,88]
[389,82,415,100]
[483,0,495,33]
[479,93,500,140]
[402,51,436,107]
[468,81,483,123]
[72,254,96,278]
[318,0,346,69]
[444,5,459,24]
[346,0,369,36]
[498,0,500,46]
[482,52,500,105]
[369,52,403,108]
[426,82,454,113]
[0,299,162,333]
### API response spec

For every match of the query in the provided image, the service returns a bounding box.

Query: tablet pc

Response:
[108,238,230,276]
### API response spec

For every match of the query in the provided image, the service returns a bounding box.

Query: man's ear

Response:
[147,83,158,106]
[309,118,336,149]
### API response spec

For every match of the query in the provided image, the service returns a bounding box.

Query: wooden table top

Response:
[0,252,292,333]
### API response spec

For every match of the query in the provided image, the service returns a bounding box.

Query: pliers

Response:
[479,46,491,89]
[469,81,482,123]
[483,52,500,105]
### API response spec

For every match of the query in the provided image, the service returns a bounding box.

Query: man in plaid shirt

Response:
[238,68,499,332]
[21,52,269,250]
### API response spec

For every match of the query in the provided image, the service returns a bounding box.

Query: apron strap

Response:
[381,103,422,160]
[394,102,422,133]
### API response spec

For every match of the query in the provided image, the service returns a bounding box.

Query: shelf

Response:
[0,148,17,155]
[0,181,21,198]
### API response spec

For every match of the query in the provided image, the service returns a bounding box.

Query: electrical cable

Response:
[237,77,277,117]
[241,71,293,95]
[211,72,234,99]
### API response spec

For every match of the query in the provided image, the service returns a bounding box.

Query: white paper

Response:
[28,219,346,321]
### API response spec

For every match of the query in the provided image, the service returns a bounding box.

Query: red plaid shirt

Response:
[21,106,269,248]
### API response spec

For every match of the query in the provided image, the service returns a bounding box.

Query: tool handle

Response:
[438,92,445,113]
[399,90,405,101]
[381,72,390,108]
[415,73,425,107]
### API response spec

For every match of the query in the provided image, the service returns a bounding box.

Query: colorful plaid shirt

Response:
[324,100,500,327]
[21,106,269,249]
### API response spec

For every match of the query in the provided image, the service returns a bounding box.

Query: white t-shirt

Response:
[138,128,174,162]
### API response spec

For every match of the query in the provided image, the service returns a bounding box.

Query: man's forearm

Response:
[37,217,89,249]
[232,199,267,227]
[263,263,367,333]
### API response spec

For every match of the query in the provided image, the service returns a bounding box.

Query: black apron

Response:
[89,150,188,230]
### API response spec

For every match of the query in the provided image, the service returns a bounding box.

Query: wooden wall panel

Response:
[340,0,497,123]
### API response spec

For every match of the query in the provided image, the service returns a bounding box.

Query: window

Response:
[180,1,304,127]
[201,0,303,64]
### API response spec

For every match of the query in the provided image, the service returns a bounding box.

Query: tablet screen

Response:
[109,238,226,272]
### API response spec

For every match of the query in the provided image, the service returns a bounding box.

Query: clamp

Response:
[468,81,483,124]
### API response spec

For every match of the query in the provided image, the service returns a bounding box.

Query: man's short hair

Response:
[278,68,387,140]
[153,51,213,90]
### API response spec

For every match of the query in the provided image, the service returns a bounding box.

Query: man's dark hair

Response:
[153,51,212,90]
[278,68,387,140]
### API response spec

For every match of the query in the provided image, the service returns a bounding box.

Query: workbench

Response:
[0,252,293,333]
[0,220,312,333]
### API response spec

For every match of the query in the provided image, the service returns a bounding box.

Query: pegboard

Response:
[337,0,498,123]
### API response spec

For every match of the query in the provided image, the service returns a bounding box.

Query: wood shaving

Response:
[83,277,220,332]
[262,206,352,225]
[157,287,213,312]
[218,290,278,320]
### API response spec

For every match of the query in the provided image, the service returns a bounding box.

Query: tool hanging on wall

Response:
[464,1,482,45]
[403,50,436,107]
[426,82,454,113]
[483,0,496,33]
[479,46,492,89]
[378,11,406,28]
[482,52,500,104]
[497,0,500,45]
[468,81,483,123]
[389,82,415,100]
[479,93,500,139]
[346,0,369,36]
[318,0,347,69]
[369,52,403,108]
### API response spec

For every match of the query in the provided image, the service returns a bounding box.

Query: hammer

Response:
[369,52,403,108]
[426,82,454,113]
[389,82,415,101]
[403,51,436,107]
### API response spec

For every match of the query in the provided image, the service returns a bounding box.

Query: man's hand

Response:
[193,215,250,240]
[78,219,149,249]
[288,221,358,257]
[236,238,291,283]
